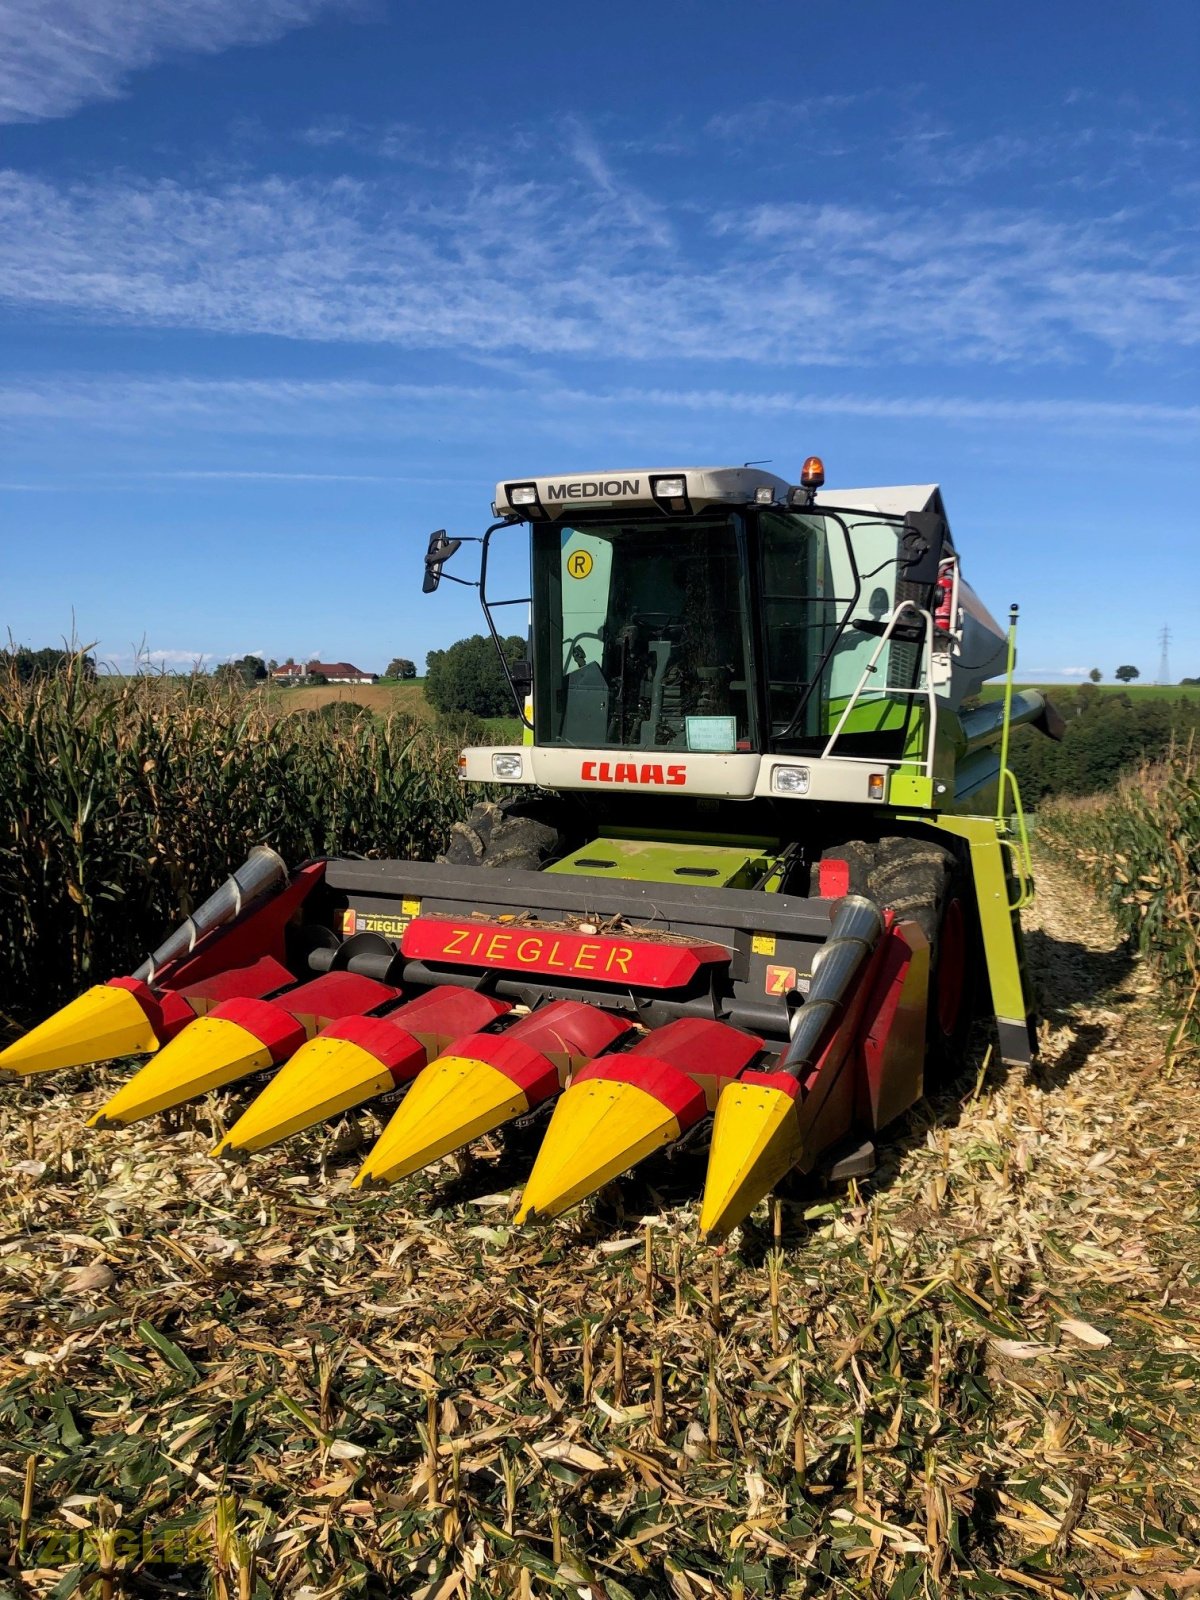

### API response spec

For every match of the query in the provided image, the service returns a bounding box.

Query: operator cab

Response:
[421,461,1008,799]
[492,465,961,761]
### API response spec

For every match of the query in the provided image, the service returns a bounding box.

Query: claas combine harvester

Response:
[2,456,1062,1239]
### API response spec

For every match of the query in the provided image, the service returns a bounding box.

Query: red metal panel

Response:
[208,972,397,1060]
[450,1033,562,1101]
[858,924,928,1131]
[628,1017,763,1079]
[571,1018,763,1127]
[401,918,729,988]
[215,997,307,1061]
[572,1055,707,1126]
[180,955,295,1008]
[318,988,512,1085]
[318,1014,428,1083]
[285,972,398,1021]
[817,858,852,898]
[437,1003,631,1100]
[157,860,326,992]
[739,1067,801,1100]
[499,999,631,1062]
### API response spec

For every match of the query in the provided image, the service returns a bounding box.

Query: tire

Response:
[440,794,578,872]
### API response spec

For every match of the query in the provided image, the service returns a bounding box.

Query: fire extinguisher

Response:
[933,558,956,634]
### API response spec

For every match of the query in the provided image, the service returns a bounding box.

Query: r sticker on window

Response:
[566,549,593,579]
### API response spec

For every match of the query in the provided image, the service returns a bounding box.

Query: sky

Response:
[0,0,1197,682]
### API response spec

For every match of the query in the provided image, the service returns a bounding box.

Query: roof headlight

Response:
[772,764,810,796]
[653,476,686,499]
[509,484,538,506]
[491,752,524,780]
[755,486,775,505]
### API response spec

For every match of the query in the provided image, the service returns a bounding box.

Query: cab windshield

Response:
[532,515,754,751]
[528,509,922,755]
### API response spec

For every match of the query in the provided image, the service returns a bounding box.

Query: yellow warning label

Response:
[566,549,593,580]
[752,933,776,956]
[342,911,412,940]
[401,897,422,916]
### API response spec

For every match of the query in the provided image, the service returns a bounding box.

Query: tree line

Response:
[1008,683,1200,800]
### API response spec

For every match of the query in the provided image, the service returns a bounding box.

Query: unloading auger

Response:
[2,456,1063,1239]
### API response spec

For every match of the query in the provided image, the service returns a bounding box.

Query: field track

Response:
[2,856,1197,1596]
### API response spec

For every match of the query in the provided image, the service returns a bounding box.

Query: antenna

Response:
[1157,625,1171,686]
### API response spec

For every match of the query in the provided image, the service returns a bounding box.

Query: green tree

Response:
[385,657,417,680]
[425,634,525,717]
[1088,668,1102,683]
[0,646,96,682]
[214,654,267,686]
[1115,664,1140,683]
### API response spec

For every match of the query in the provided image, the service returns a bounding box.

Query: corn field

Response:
[0,656,470,1022]
[1037,741,1200,1058]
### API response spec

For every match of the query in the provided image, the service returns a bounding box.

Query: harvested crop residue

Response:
[1,856,1197,1596]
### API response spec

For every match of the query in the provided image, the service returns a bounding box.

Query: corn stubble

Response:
[4,856,1199,1598]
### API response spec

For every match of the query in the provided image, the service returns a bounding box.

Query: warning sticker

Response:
[751,933,776,956]
[764,963,798,997]
[340,910,413,940]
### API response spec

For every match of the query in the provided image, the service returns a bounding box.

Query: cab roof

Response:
[493,467,945,523]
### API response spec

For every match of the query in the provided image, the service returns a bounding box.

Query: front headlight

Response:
[491,752,524,780]
[772,764,810,795]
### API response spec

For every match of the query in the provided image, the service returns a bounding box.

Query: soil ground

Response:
[1,857,1197,1598]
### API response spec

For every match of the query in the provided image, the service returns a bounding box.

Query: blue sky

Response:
[1,0,1197,681]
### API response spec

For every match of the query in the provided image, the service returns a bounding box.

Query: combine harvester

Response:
[2,457,1062,1238]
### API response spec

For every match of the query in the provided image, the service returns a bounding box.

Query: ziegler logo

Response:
[546,478,640,500]
[581,761,686,785]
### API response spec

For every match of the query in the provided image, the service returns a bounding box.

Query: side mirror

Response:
[422,529,463,594]
[510,658,533,694]
[898,511,948,587]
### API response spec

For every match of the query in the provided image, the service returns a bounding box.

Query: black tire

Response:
[440,794,578,871]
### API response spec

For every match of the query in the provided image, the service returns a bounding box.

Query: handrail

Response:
[998,765,1035,909]
[820,600,938,778]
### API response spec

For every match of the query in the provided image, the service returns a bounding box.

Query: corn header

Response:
[3,457,1062,1238]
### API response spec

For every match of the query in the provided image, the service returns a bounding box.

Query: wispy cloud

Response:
[0,157,1195,368]
[105,645,216,673]
[0,0,356,124]
[0,373,1194,441]
[705,90,888,145]
[566,119,675,249]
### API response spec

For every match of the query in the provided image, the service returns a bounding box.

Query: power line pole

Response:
[1157,625,1171,686]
